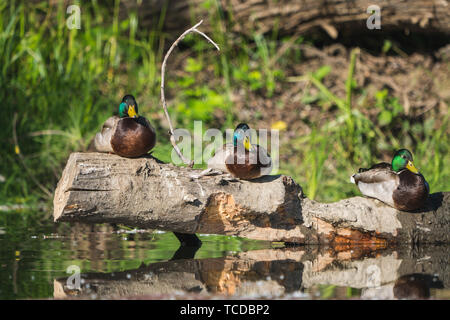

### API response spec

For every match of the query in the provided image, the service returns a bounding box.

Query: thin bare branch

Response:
[28,129,71,137]
[160,20,220,167]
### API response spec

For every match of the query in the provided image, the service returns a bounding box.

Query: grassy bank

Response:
[0,1,448,211]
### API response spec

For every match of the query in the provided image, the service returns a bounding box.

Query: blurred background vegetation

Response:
[0,0,449,214]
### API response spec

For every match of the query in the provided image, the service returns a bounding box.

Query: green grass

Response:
[0,1,448,210]
[0,1,169,205]
[286,48,449,201]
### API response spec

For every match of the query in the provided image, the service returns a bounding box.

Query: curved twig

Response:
[160,20,220,167]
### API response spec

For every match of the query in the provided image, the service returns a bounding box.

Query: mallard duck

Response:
[207,123,272,180]
[88,95,156,158]
[350,149,429,211]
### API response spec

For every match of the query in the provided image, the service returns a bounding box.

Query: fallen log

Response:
[53,152,450,244]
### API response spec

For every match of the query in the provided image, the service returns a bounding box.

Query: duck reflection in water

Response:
[393,274,443,300]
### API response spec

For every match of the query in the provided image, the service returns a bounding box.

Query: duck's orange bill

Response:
[406,160,419,174]
[127,105,138,118]
[244,136,252,151]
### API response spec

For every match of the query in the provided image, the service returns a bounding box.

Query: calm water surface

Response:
[0,211,449,300]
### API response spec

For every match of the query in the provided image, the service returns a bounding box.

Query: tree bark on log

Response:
[120,0,450,36]
[53,153,450,244]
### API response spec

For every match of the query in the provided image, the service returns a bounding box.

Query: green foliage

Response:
[320,285,337,299]
[287,48,449,201]
[0,0,448,208]
[253,34,283,96]
[171,57,227,125]
[313,65,332,81]
[382,40,392,54]
[0,2,166,204]
[375,89,403,126]
[232,66,264,91]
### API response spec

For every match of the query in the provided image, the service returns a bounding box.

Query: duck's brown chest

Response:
[392,171,429,211]
[225,146,269,180]
[111,117,156,158]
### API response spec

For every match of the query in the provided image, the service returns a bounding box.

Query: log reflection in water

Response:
[54,245,448,299]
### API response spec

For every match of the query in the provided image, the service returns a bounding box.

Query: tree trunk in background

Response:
[120,0,450,37]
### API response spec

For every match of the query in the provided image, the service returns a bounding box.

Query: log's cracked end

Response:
[197,193,248,235]
[196,192,306,243]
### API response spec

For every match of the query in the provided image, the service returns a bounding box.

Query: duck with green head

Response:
[207,123,272,180]
[350,149,429,211]
[88,95,156,158]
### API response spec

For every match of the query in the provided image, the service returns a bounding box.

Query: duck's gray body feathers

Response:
[351,167,400,207]
[88,116,119,153]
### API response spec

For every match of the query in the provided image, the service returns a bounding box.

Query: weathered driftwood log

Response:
[53,246,449,299]
[53,153,450,244]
